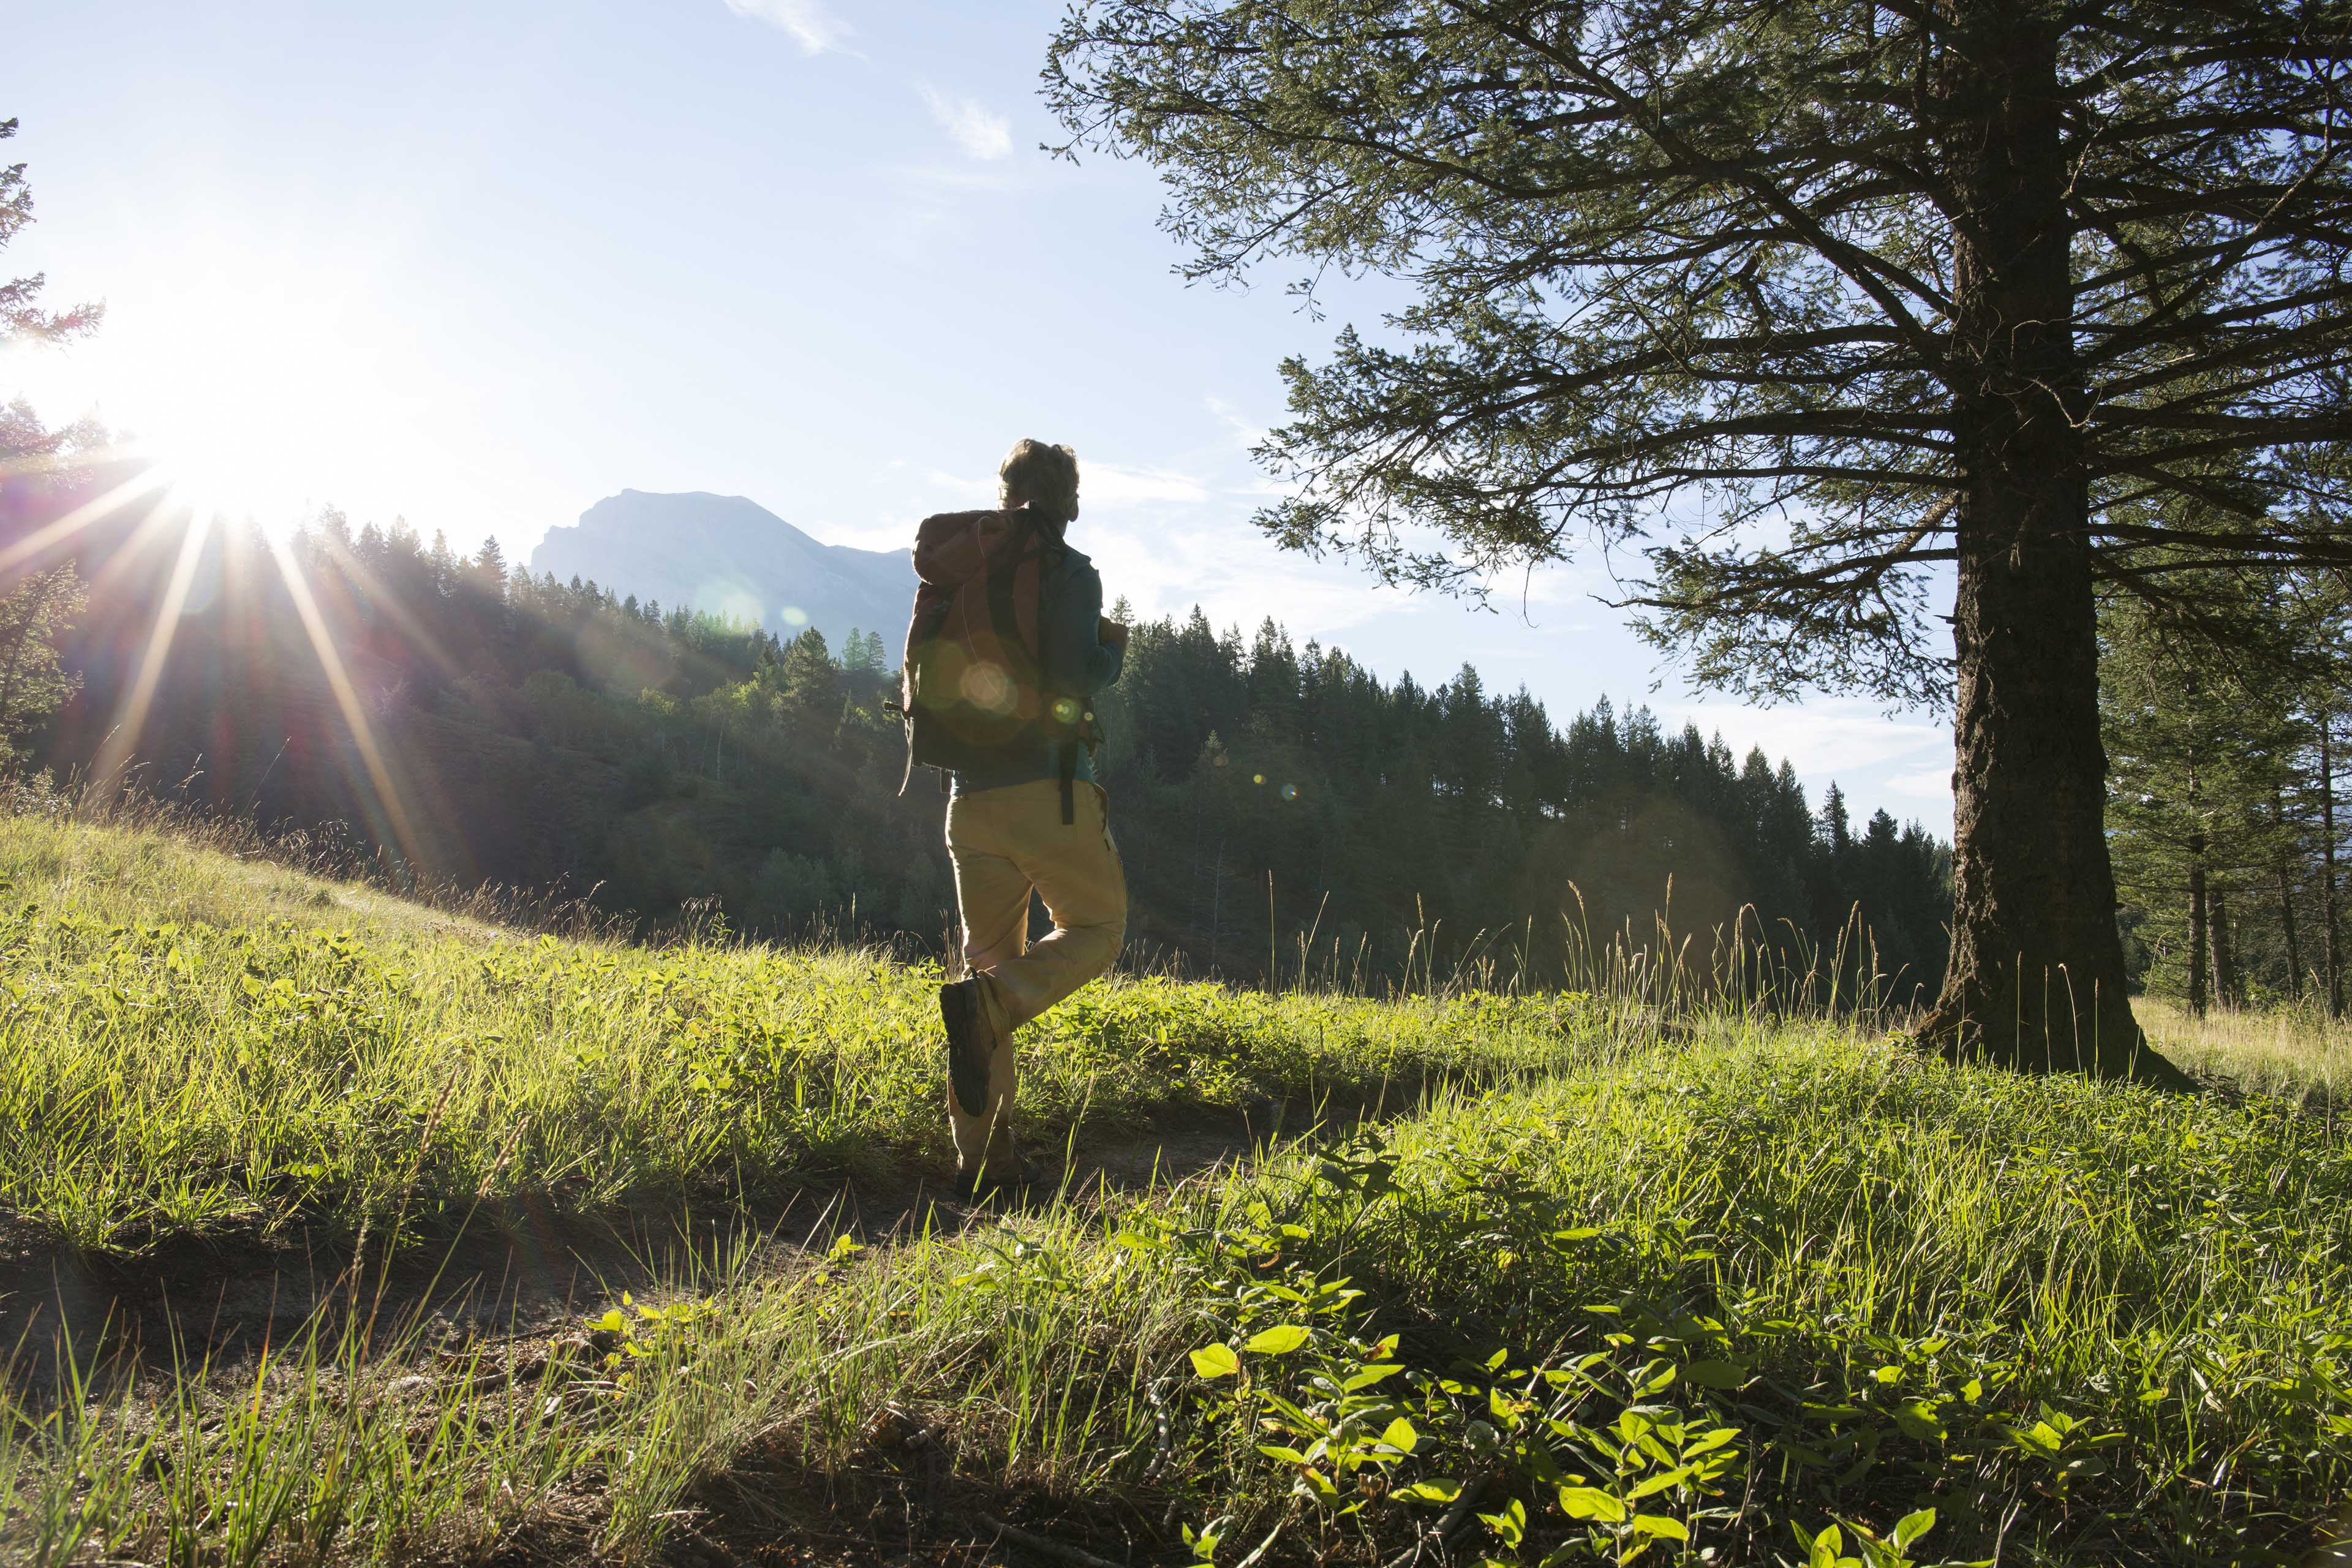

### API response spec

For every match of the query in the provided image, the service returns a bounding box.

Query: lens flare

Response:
[0,467,172,581]
[86,508,213,802]
[261,531,429,869]
[960,663,1015,715]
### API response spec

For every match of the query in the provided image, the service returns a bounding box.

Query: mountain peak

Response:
[530,491,911,654]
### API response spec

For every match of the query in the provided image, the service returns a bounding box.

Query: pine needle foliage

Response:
[0,565,85,767]
[1044,0,2352,1074]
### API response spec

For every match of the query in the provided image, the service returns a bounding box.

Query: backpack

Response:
[894,508,1092,822]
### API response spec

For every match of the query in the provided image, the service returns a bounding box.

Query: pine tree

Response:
[777,628,839,710]
[0,564,86,766]
[1,117,100,347]
[1048,0,2352,1078]
[2103,584,2307,1011]
[842,626,882,678]
[472,537,507,589]
[1439,663,1500,811]
[1817,785,1853,865]
[0,120,99,770]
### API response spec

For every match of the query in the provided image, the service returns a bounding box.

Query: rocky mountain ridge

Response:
[530,490,911,660]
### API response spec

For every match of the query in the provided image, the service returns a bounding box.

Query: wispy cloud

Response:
[1204,394,1266,453]
[863,164,1024,259]
[1660,697,1951,820]
[722,0,851,55]
[1665,699,1944,772]
[1883,765,1956,801]
[1085,462,1208,507]
[918,83,1014,161]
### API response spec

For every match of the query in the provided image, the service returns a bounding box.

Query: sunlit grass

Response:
[2,810,2348,1565]
[2140,996,2351,1103]
[6,1026,2347,1565]
[0,812,1607,1254]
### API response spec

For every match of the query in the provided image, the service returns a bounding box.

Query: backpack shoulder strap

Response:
[1028,533,1080,827]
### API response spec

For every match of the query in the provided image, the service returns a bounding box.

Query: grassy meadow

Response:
[0,810,1594,1255]
[2138,998,2351,1106]
[1,812,2348,1567]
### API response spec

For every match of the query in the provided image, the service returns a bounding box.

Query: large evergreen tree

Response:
[1047,0,2352,1079]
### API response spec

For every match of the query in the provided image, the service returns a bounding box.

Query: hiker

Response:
[897,439,1128,1199]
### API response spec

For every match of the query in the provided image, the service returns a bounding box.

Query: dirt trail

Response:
[0,1094,1359,1404]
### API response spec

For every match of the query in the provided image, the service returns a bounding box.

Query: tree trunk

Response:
[2209,884,2238,1009]
[2187,850,2210,1017]
[2323,714,2343,1017]
[1918,5,2179,1082]
[2280,858,2305,1004]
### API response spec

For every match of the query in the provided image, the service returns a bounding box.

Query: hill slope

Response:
[0,809,1588,1256]
[1,813,2345,1567]
[529,489,911,655]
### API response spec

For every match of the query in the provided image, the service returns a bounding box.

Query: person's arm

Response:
[1048,558,1123,696]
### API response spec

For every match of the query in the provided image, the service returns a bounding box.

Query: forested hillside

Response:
[7,449,1949,995]
[1092,606,1950,997]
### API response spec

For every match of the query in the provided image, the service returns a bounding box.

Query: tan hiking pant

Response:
[946,777,1128,1170]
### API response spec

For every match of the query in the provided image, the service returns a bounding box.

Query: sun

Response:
[107,252,413,531]
[1,238,438,860]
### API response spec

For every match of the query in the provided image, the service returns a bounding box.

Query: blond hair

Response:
[998,439,1080,526]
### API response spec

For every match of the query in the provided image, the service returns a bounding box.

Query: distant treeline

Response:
[2103,575,2352,1013]
[1093,607,1950,998]
[12,475,1951,996]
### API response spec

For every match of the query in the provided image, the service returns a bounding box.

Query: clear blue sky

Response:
[2,0,1953,829]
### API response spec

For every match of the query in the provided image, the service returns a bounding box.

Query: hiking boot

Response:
[951,1143,1046,1205]
[940,977,992,1117]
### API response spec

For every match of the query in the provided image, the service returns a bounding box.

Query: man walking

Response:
[898,439,1128,1199]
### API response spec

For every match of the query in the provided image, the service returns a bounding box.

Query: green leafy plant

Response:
[1792,1509,1986,1568]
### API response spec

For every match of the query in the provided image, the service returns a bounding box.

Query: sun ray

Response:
[260,532,431,873]
[0,466,170,581]
[315,537,467,682]
[85,511,214,803]
[83,491,203,600]
[0,448,107,482]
